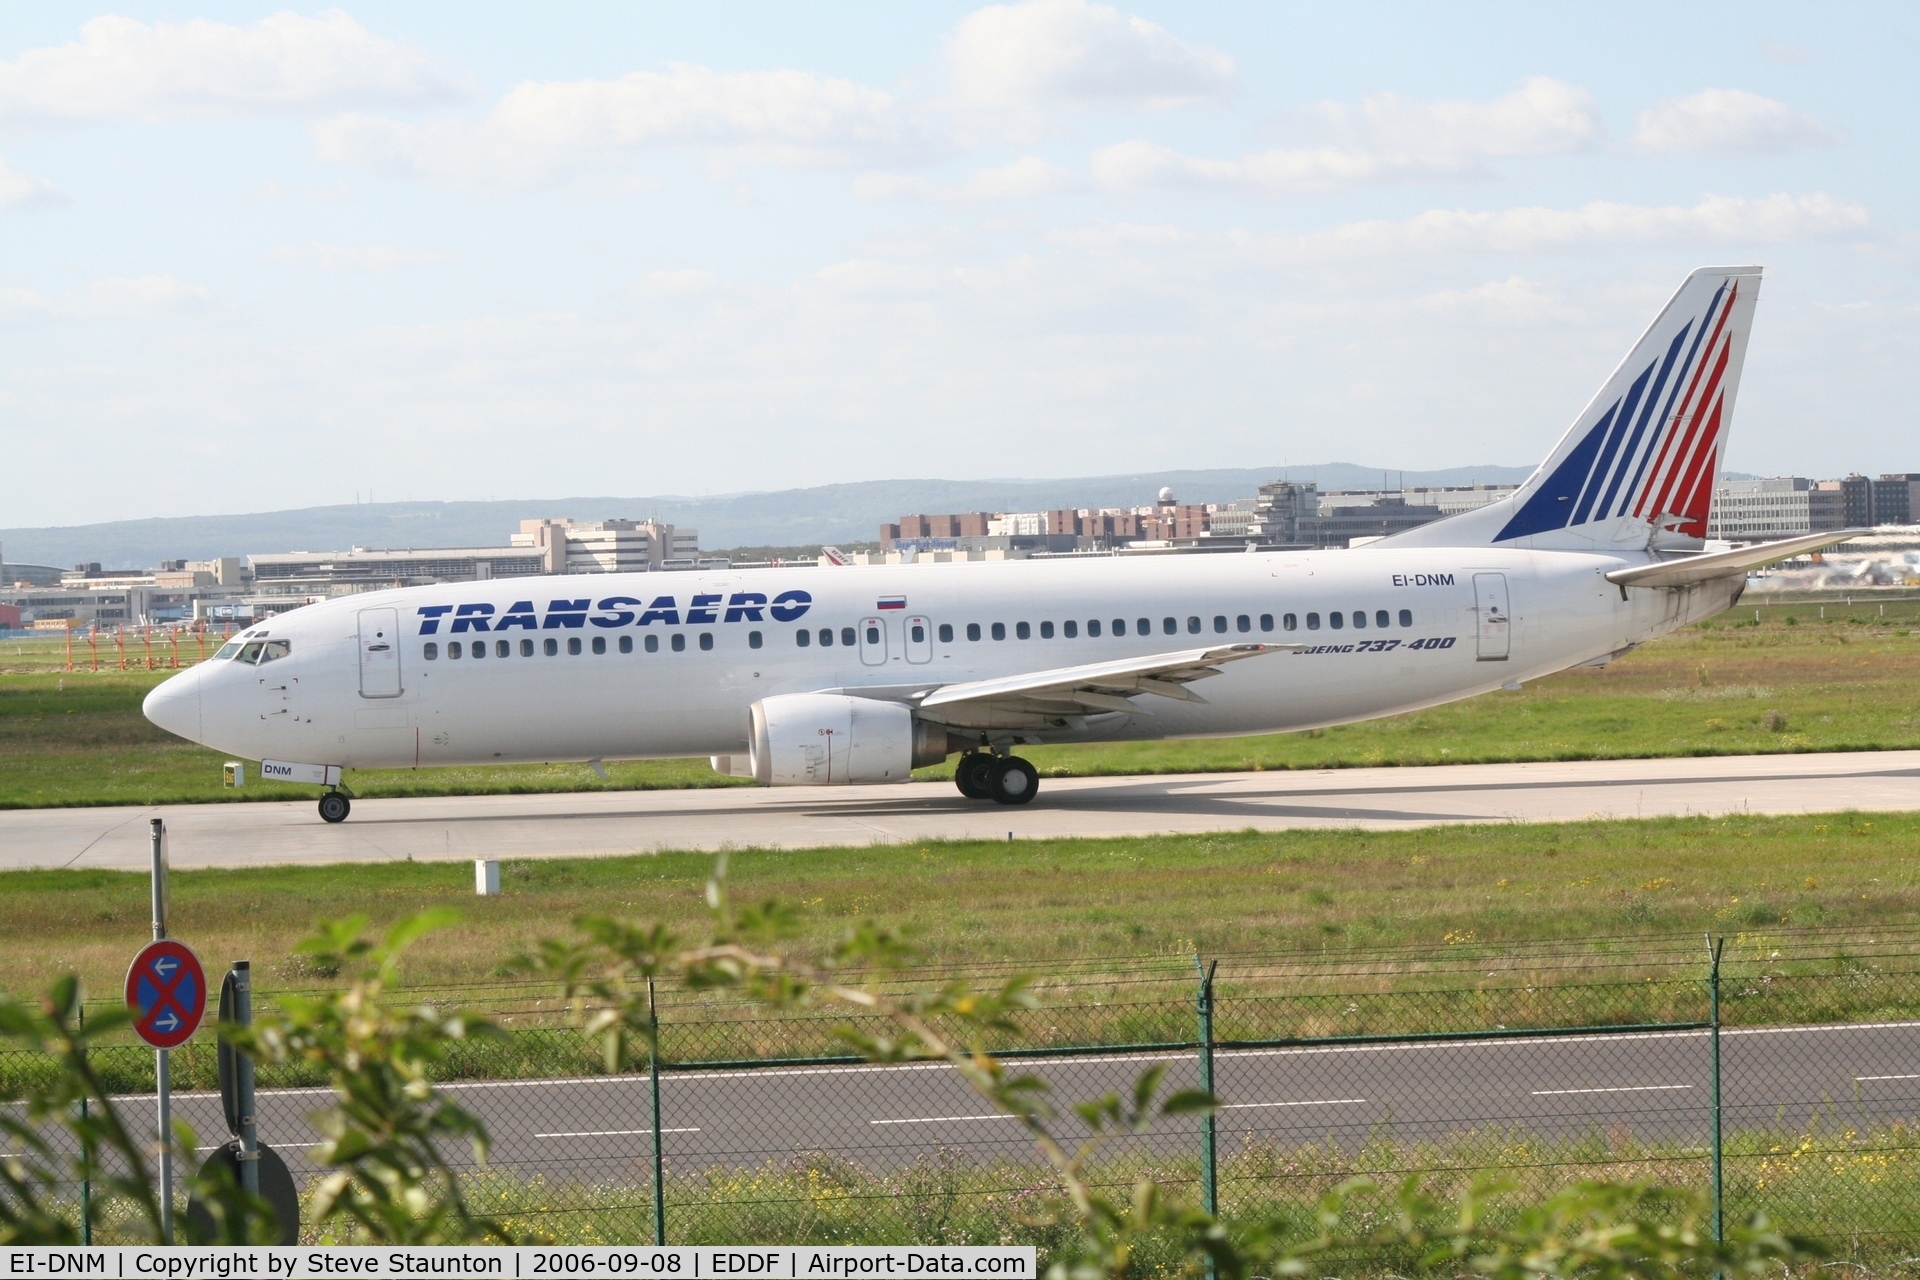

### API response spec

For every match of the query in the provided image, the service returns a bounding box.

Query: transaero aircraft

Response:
[145,266,1861,823]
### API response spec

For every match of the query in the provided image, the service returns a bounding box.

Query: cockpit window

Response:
[213,642,242,660]
[257,640,291,664]
[235,642,264,664]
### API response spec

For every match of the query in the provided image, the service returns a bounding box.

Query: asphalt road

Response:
[4,750,1919,870]
[113,1019,1920,1187]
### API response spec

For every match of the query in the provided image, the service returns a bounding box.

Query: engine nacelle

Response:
[749,693,955,786]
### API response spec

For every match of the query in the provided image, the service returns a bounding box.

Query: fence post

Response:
[1706,934,1725,1248]
[648,976,666,1246]
[1195,955,1219,1242]
[78,1001,91,1245]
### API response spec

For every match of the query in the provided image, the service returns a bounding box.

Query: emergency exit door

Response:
[858,617,888,666]
[358,607,403,697]
[1472,573,1510,661]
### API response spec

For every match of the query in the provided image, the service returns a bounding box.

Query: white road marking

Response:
[1219,1098,1366,1110]
[870,1113,1017,1126]
[1531,1084,1692,1096]
[535,1127,700,1138]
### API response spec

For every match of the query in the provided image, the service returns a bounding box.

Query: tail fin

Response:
[1388,265,1762,551]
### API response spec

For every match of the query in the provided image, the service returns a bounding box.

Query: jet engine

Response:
[747,693,956,786]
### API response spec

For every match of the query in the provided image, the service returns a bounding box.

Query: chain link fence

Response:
[7,928,1920,1261]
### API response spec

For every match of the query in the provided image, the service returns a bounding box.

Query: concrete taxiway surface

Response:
[2,750,1916,870]
[130,1019,1920,1183]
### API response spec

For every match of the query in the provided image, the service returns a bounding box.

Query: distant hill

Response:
[1,463,1536,569]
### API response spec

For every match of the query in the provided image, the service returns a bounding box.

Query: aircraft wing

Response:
[1604,529,1870,589]
[915,642,1299,720]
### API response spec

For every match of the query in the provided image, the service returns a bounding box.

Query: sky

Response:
[1,2,1915,528]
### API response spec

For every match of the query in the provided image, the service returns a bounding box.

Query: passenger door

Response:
[904,615,932,664]
[858,616,888,667]
[357,607,403,697]
[1472,572,1510,661]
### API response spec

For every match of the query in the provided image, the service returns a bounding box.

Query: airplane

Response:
[143,265,1863,823]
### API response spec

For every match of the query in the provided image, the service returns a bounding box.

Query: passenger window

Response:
[1186,616,1200,634]
[749,631,763,649]
[1088,619,1102,637]
[866,624,880,645]
[1352,611,1366,629]
[425,642,440,660]
[967,623,982,641]
[991,622,1006,640]
[1306,613,1320,630]
[671,634,686,652]
[1040,621,1054,639]
[591,636,605,654]
[645,635,659,653]
[520,639,535,657]
[911,623,926,643]
[796,628,811,647]
[497,639,510,658]
[1330,613,1345,630]
[840,627,856,647]
[568,637,582,654]
[1064,620,1078,638]
[938,623,954,643]
[1376,610,1390,628]
[1213,616,1227,634]
[818,628,832,646]
[1399,609,1413,627]
[1237,615,1251,633]
[1112,618,1125,635]
[1163,617,1176,635]
[1283,613,1297,631]
[1016,621,1030,639]
[467,641,482,660]
[545,637,560,655]
[619,635,633,653]
[1259,614,1273,632]
[1137,618,1150,635]
[700,633,714,651]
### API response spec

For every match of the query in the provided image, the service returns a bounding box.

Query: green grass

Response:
[3,810,1916,1004]
[4,597,1919,810]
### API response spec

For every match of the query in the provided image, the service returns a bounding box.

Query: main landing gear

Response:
[953,752,1039,806]
[318,790,352,824]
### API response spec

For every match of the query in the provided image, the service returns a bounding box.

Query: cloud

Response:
[1093,77,1602,195]
[0,154,63,209]
[946,0,1235,110]
[0,10,459,129]
[315,63,939,188]
[854,155,1079,202]
[1632,89,1835,154]
[0,274,208,324]
[268,241,453,273]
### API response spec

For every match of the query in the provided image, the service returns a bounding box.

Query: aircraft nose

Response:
[143,667,204,744]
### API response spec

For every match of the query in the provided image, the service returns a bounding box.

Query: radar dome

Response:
[1157,486,1175,504]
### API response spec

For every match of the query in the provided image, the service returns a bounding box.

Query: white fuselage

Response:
[145,545,1738,771]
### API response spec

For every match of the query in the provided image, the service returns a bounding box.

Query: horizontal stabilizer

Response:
[1604,529,1869,589]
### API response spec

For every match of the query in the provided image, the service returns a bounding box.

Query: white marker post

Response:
[149,817,172,1244]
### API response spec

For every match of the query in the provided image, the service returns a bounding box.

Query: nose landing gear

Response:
[952,752,1039,805]
[318,790,352,824]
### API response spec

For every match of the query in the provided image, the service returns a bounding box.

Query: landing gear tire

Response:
[987,755,1039,806]
[318,791,351,824]
[954,753,994,799]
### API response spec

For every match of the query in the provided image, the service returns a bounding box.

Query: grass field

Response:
[4,594,1919,811]
[2,810,1914,1002]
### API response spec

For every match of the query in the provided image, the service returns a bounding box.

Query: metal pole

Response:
[232,961,259,1198]
[1195,955,1219,1252]
[151,818,173,1244]
[648,977,665,1246]
[79,1002,91,1246]
[1707,935,1725,1248]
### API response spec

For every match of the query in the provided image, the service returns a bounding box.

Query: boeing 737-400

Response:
[143,265,1862,822]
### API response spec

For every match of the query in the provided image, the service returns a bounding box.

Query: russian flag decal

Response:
[877,596,907,610]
